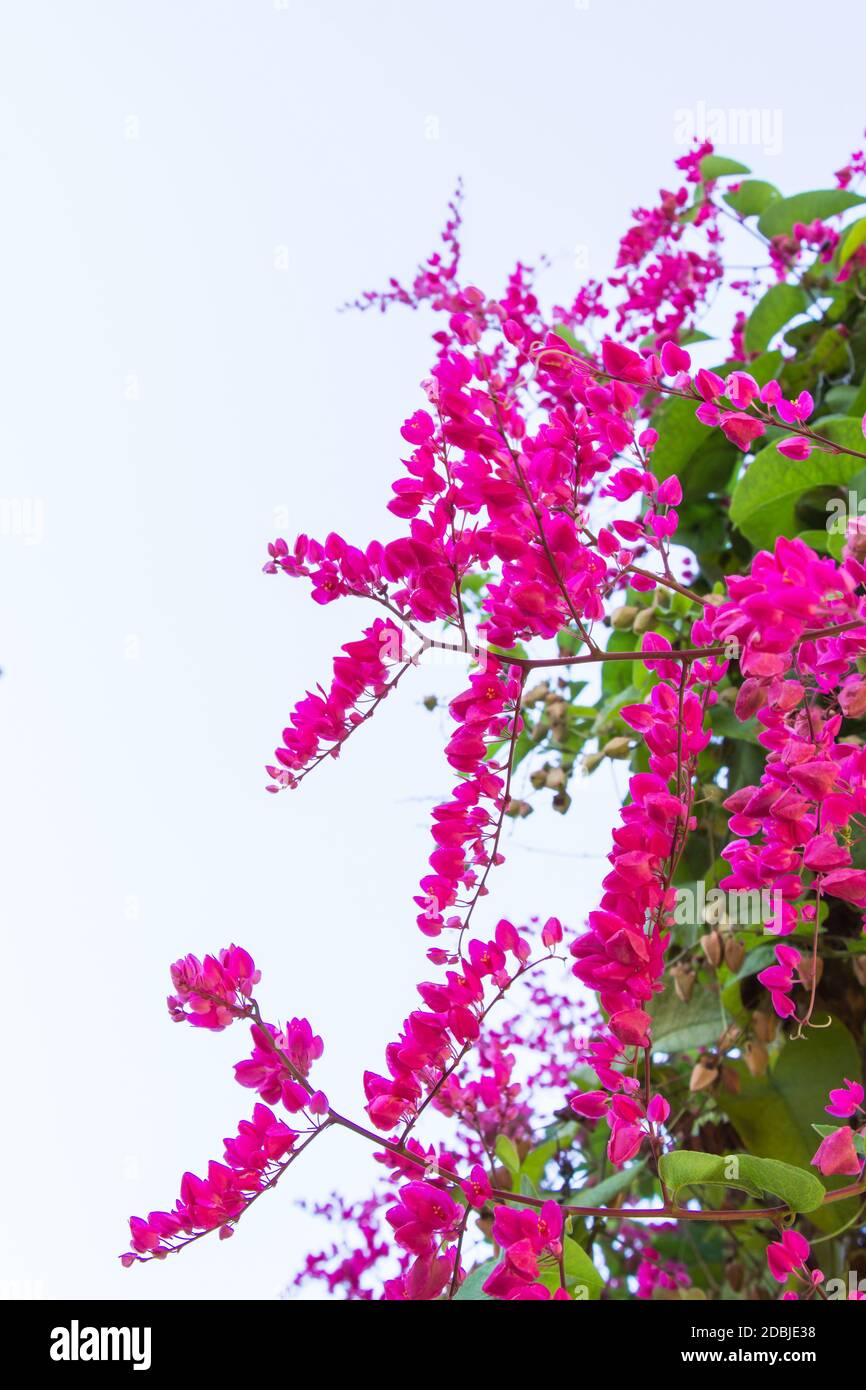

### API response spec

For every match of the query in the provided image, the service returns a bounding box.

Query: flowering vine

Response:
[123,132,866,1301]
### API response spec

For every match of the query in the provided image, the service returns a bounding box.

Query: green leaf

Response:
[700,154,751,181]
[729,417,866,551]
[722,1016,862,1231]
[495,1134,520,1177]
[572,1161,647,1207]
[744,283,807,353]
[839,217,866,267]
[538,1237,603,1300]
[650,981,726,1053]
[758,189,866,239]
[453,1257,497,1300]
[521,1137,559,1186]
[709,702,761,744]
[723,179,781,219]
[658,1151,826,1215]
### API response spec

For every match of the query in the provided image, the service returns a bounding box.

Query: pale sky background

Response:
[1,0,864,1302]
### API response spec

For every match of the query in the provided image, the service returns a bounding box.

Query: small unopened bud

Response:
[632,607,657,635]
[611,605,639,630]
[581,752,604,775]
[602,736,632,759]
[700,931,723,968]
[422,695,437,711]
[506,798,533,819]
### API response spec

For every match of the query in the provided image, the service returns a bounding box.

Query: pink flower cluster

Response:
[167,945,260,1030]
[123,1103,297,1265]
[481,1200,568,1300]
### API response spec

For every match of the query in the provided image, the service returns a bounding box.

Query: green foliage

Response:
[757,188,866,238]
[658,1151,826,1215]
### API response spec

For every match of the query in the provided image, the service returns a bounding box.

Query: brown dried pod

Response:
[689,1061,719,1093]
[700,931,723,968]
[725,1260,745,1292]
[852,954,866,987]
[797,955,824,991]
[719,1064,741,1094]
[752,1010,777,1044]
[744,1040,769,1077]
[724,935,746,972]
[672,962,697,1003]
[522,682,550,707]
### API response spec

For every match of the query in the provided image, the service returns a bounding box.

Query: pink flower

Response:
[812,1127,863,1177]
[461,1164,493,1210]
[766,1229,811,1283]
[777,436,812,460]
[719,411,766,451]
[826,1078,865,1118]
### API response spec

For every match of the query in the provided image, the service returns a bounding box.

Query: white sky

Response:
[1,0,864,1301]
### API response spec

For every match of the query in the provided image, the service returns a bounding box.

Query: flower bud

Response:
[603,736,632,759]
[632,607,657,635]
[611,605,639,630]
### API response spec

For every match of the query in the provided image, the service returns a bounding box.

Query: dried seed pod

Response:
[602,736,632,760]
[724,936,746,972]
[544,767,567,790]
[506,798,533,818]
[744,1040,769,1077]
[752,1009,777,1044]
[522,682,550,707]
[700,930,723,967]
[672,962,697,1003]
[581,752,604,775]
[422,695,438,711]
[552,790,572,814]
[689,1061,719,1093]
[726,1260,745,1292]
[852,954,866,987]
[530,768,548,790]
[797,955,824,991]
[719,1065,741,1094]
[718,1023,742,1054]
